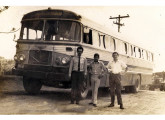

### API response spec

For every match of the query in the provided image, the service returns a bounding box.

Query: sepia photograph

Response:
[0,1,165,117]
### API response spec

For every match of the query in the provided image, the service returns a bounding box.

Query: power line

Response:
[0,28,20,34]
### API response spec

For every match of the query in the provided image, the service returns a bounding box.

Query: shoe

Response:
[108,103,114,107]
[89,102,93,105]
[76,102,79,105]
[93,104,97,107]
[70,101,74,104]
[120,104,124,109]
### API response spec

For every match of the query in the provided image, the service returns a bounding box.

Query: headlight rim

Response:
[19,54,26,62]
[61,57,68,64]
[14,55,18,61]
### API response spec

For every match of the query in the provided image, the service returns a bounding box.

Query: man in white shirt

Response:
[106,52,128,109]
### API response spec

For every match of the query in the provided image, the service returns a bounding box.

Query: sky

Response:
[0,5,165,72]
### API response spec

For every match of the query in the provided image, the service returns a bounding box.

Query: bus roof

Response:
[22,8,82,21]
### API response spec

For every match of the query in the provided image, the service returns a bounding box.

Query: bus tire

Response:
[80,75,89,99]
[149,85,155,91]
[23,77,42,95]
[160,85,164,91]
[125,86,130,93]
[130,77,141,93]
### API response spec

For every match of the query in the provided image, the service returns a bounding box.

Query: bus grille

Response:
[28,50,52,65]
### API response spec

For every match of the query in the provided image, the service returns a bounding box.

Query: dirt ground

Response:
[0,76,165,115]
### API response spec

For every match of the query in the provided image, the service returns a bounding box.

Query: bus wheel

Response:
[125,86,130,93]
[160,85,164,91]
[80,77,89,99]
[149,85,155,91]
[23,77,42,95]
[130,78,141,93]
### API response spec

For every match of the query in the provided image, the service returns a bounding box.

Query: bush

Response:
[0,57,14,75]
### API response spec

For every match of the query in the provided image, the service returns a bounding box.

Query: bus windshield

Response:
[20,20,81,41]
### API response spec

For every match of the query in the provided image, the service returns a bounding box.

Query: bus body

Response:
[12,8,154,97]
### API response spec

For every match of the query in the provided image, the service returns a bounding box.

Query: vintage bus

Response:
[12,8,154,98]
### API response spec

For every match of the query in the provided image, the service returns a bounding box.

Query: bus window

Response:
[92,30,99,47]
[83,28,92,45]
[22,28,27,39]
[43,20,81,41]
[148,52,151,61]
[151,53,154,62]
[110,37,114,51]
[138,48,141,58]
[105,36,110,50]
[124,43,128,54]
[110,37,116,51]
[89,29,93,44]
[134,46,136,57]
[146,51,148,60]
[83,33,89,44]
[21,20,44,40]
[98,34,106,49]
[130,45,133,56]
[98,33,101,47]
[143,50,147,60]
[103,35,106,49]
[113,38,116,51]
[141,50,144,59]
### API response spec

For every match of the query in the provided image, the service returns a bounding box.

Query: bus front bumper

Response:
[12,67,69,81]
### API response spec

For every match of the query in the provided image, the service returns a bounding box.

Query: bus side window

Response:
[148,52,151,61]
[151,53,154,62]
[138,48,141,58]
[103,35,106,49]
[98,33,101,47]
[83,28,92,45]
[110,37,114,51]
[146,51,148,60]
[105,35,110,50]
[83,33,89,44]
[89,29,93,45]
[134,47,136,57]
[124,43,128,54]
[113,38,116,51]
[98,33,106,49]
[92,30,99,47]
[141,50,144,59]
[131,45,133,56]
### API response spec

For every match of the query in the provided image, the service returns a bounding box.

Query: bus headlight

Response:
[61,57,70,65]
[14,55,18,61]
[19,54,25,62]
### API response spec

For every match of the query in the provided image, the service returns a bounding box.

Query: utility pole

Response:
[109,14,129,32]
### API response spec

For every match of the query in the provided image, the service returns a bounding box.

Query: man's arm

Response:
[121,61,128,72]
[84,58,87,76]
[69,58,74,78]
[125,67,128,72]
[106,62,112,72]
[101,62,107,74]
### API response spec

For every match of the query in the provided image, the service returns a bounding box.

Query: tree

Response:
[0,6,9,13]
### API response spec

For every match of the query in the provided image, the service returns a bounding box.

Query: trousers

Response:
[109,73,123,105]
[71,71,84,102]
[91,74,100,104]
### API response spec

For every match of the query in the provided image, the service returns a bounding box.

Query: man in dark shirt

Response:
[69,46,87,104]
[88,53,106,107]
